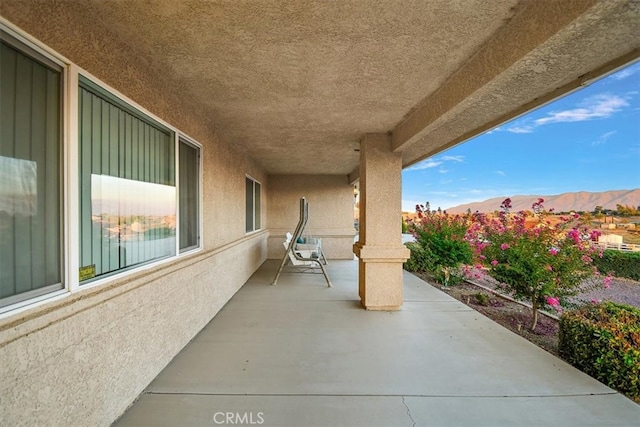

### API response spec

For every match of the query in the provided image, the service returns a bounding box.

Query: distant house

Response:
[618,223,636,229]
[598,234,624,244]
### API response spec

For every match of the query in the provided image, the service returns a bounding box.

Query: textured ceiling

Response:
[83,0,521,174]
[5,0,638,176]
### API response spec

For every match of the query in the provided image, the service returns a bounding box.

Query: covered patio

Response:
[115,260,640,426]
[1,1,639,425]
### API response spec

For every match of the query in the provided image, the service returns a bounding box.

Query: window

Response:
[1,32,64,308]
[179,138,200,252]
[78,77,176,283]
[0,25,206,314]
[245,176,261,232]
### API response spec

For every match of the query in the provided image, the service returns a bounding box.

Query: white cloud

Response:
[442,155,464,162]
[407,160,442,170]
[610,62,640,80]
[612,69,635,80]
[592,130,616,146]
[498,92,631,135]
[496,170,506,176]
[406,154,464,171]
[506,125,535,134]
[534,94,628,125]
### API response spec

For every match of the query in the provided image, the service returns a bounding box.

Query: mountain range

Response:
[445,189,640,214]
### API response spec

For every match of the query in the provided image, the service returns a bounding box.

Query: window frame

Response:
[77,76,178,284]
[178,134,203,254]
[0,26,68,314]
[245,175,262,233]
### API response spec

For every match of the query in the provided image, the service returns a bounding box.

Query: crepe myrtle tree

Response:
[407,203,473,285]
[466,198,608,331]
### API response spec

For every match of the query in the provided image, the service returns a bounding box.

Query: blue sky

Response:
[402,60,640,212]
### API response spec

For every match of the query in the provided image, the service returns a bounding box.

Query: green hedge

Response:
[403,242,434,273]
[592,250,640,281]
[559,302,640,400]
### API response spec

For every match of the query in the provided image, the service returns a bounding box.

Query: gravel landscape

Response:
[468,273,640,309]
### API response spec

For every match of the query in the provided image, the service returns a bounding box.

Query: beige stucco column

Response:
[353,133,410,310]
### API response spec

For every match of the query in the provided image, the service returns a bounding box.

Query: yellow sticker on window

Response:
[79,265,96,281]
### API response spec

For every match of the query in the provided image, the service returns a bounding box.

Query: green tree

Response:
[615,204,640,216]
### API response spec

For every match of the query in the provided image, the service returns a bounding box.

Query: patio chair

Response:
[272,197,332,287]
[282,232,328,267]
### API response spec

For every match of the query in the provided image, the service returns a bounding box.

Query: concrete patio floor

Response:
[114,260,640,427]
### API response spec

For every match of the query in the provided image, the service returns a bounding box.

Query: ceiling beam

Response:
[390,0,598,155]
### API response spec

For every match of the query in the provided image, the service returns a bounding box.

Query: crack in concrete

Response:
[401,395,416,427]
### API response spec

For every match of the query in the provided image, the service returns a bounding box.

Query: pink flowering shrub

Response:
[467,198,604,330]
[545,296,561,314]
[406,203,474,285]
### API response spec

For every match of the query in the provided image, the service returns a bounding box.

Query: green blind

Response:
[1,38,63,306]
[179,140,199,251]
[78,81,176,282]
[245,177,261,232]
[245,177,254,232]
[254,182,261,230]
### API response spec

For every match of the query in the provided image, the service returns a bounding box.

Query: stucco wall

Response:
[267,175,356,260]
[0,6,269,427]
[0,234,267,427]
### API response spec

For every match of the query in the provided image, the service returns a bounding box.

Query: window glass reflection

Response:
[0,155,37,216]
[87,174,176,278]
